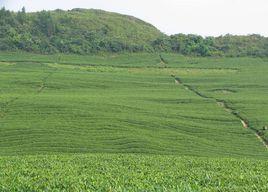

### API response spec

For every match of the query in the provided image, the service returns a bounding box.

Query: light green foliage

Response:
[0,154,267,191]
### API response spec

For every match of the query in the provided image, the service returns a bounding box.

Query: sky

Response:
[1,0,268,37]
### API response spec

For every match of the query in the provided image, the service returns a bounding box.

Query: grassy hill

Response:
[47,8,164,51]
[0,8,164,53]
[50,8,163,44]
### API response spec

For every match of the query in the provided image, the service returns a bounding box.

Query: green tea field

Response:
[1,154,267,191]
[0,52,267,191]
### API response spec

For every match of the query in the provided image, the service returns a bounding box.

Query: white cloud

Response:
[1,0,268,36]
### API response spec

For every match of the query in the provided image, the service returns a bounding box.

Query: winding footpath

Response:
[171,75,268,149]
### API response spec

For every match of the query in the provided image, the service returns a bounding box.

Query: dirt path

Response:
[159,54,168,66]
[37,68,57,94]
[256,134,268,149]
[171,75,268,149]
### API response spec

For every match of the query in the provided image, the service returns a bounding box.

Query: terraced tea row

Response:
[0,53,267,158]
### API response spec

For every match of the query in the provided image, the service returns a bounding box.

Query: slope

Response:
[0,52,267,158]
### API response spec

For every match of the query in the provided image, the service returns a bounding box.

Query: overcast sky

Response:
[1,0,268,37]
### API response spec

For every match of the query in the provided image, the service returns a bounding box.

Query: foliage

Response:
[0,154,268,191]
[0,7,163,54]
[0,8,267,56]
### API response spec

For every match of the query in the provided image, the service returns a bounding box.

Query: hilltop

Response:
[0,8,164,53]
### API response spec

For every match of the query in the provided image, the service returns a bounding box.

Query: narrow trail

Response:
[159,54,168,66]
[37,71,56,94]
[171,75,268,149]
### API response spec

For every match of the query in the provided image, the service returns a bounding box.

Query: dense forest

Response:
[1,7,268,57]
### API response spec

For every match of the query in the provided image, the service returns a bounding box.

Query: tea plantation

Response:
[0,52,267,191]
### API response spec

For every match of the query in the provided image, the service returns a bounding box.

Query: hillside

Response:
[0,52,267,157]
[0,8,164,53]
[0,7,268,56]
[0,52,268,190]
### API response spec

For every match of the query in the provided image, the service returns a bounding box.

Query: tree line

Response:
[0,8,267,57]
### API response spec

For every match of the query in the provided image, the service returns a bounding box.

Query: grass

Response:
[0,52,267,190]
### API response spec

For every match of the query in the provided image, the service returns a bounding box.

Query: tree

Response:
[35,11,56,37]
[151,37,171,52]
[17,7,27,24]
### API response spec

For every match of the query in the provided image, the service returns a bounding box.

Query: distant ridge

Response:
[0,7,267,57]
